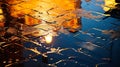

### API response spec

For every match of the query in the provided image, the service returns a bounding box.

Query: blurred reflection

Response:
[104,0,120,19]
[0,0,81,67]
[0,42,24,67]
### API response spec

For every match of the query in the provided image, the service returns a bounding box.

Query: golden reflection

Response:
[8,0,81,32]
[44,34,53,44]
[104,0,117,11]
[0,9,4,27]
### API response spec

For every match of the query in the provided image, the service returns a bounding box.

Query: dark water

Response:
[0,0,120,67]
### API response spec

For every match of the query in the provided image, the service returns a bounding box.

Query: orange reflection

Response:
[8,0,81,32]
[44,34,53,44]
[0,9,4,27]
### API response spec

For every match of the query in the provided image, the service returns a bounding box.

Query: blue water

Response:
[19,0,120,67]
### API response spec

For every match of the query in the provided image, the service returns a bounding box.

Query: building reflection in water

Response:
[0,0,81,67]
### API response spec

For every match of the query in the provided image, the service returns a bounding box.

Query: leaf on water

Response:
[28,48,41,54]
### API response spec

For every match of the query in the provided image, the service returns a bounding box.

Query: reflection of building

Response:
[104,0,119,10]
[104,0,120,11]
[104,0,117,11]
[104,0,120,19]
[0,2,23,67]
[0,0,82,67]
[8,0,82,33]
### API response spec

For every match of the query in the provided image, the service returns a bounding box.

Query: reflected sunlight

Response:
[104,0,117,11]
[44,34,53,44]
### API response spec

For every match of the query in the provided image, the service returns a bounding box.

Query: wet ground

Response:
[0,0,120,67]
